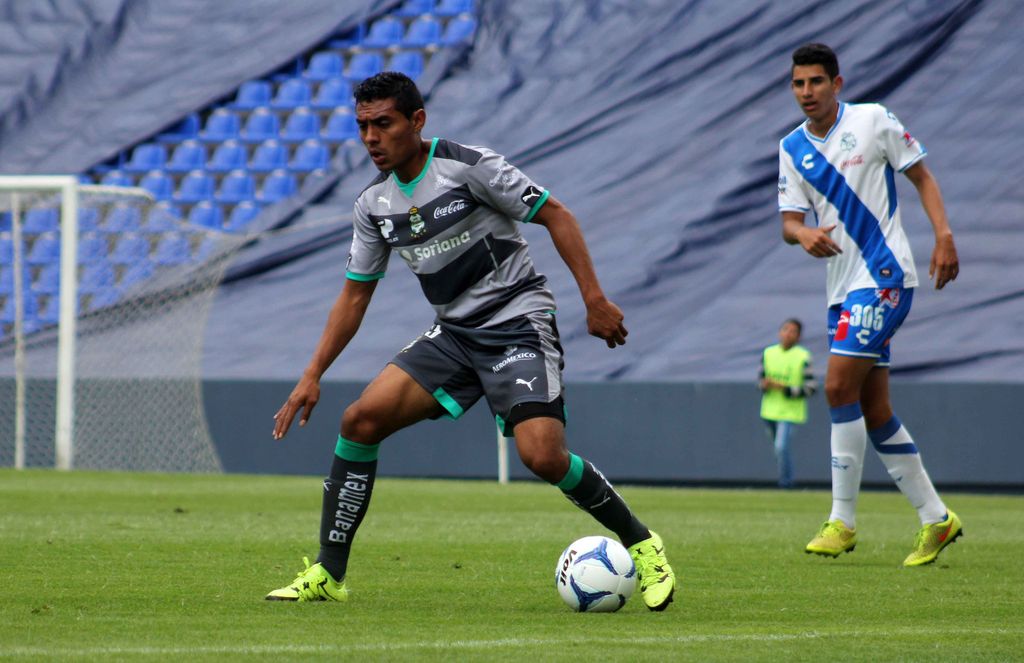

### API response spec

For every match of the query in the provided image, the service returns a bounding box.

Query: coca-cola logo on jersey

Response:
[433,200,468,219]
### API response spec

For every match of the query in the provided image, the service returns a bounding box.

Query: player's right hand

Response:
[273,374,320,440]
[797,224,842,258]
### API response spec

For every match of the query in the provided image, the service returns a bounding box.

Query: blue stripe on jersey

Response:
[884,163,897,220]
[782,130,904,286]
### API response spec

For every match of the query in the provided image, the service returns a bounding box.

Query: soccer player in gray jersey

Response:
[266,72,676,610]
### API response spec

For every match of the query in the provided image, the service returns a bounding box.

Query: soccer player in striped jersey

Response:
[266,72,676,608]
[778,44,963,566]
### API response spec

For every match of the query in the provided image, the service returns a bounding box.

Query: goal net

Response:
[0,176,244,472]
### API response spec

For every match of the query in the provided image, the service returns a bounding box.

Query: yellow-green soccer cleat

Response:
[265,557,348,602]
[903,510,963,567]
[805,519,857,557]
[627,531,676,611]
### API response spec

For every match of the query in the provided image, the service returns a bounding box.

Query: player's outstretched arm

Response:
[903,161,959,290]
[531,196,627,348]
[272,279,378,439]
[782,211,842,258]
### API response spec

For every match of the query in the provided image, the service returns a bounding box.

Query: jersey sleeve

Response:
[345,198,390,281]
[875,105,927,172]
[778,141,811,213]
[463,147,550,223]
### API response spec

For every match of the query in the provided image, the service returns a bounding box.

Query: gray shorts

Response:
[390,311,565,435]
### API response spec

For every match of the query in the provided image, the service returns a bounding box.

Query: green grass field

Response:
[1,469,1021,661]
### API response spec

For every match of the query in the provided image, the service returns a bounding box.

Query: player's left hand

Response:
[930,234,959,290]
[585,297,628,348]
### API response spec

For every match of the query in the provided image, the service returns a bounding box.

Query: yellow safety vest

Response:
[760,344,811,424]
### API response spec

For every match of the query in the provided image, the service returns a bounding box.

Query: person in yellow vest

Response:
[759,319,817,488]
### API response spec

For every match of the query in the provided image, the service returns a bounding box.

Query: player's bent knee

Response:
[340,402,388,445]
[521,447,570,483]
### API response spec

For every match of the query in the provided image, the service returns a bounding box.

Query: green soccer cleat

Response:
[805,519,857,557]
[628,531,676,611]
[265,557,348,602]
[903,510,963,567]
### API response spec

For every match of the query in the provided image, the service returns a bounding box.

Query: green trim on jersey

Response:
[556,452,585,491]
[432,386,465,420]
[335,435,380,462]
[522,189,550,223]
[392,137,440,198]
[345,271,386,282]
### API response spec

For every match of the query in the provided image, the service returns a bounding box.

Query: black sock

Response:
[559,454,650,548]
[316,443,378,581]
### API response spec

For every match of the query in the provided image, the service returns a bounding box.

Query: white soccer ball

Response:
[555,535,636,612]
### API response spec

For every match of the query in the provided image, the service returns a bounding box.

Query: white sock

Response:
[828,403,866,529]
[868,416,947,525]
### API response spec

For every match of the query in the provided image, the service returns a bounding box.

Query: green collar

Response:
[392,137,439,198]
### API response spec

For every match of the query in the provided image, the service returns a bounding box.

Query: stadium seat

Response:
[23,208,59,233]
[311,77,353,112]
[0,212,10,232]
[77,233,109,264]
[225,201,261,232]
[100,170,134,187]
[215,171,256,204]
[229,80,273,111]
[441,15,477,45]
[304,52,344,81]
[249,139,289,173]
[37,294,61,326]
[103,204,143,232]
[270,79,312,111]
[198,109,242,143]
[289,140,330,172]
[79,207,100,232]
[174,171,216,204]
[434,0,473,16]
[321,109,358,143]
[393,0,435,17]
[280,108,321,143]
[402,17,442,48]
[31,263,60,294]
[389,51,425,79]
[88,288,122,310]
[152,234,192,265]
[119,259,155,288]
[156,113,201,143]
[26,233,60,265]
[362,17,404,49]
[79,262,116,293]
[110,233,151,265]
[327,25,365,49]
[165,140,208,174]
[257,170,298,203]
[188,201,224,229]
[346,53,384,81]
[0,265,27,294]
[207,140,248,173]
[1,292,38,324]
[239,108,281,144]
[138,170,174,201]
[0,234,14,262]
[123,143,168,174]
[144,202,183,232]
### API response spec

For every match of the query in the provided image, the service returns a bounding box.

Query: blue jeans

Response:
[762,419,795,488]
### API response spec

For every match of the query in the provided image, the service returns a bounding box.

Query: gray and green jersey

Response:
[346,137,556,327]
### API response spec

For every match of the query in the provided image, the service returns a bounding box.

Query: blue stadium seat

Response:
[165,140,208,174]
[26,233,60,265]
[289,140,330,173]
[110,233,151,265]
[270,79,312,110]
[37,294,62,326]
[138,170,174,201]
[0,212,10,232]
[393,0,435,17]
[311,77,353,112]
[0,234,14,261]
[119,259,155,288]
[249,139,289,173]
[1,292,39,324]
[78,233,109,264]
[188,201,224,229]
[225,201,261,233]
[79,207,100,232]
[23,208,59,233]
[403,17,442,47]
[346,53,384,81]
[156,113,201,143]
[79,262,116,293]
[123,143,168,174]
[0,265,27,294]
[174,171,216,204]
[88,288,122,310]
[239,108,281,144]
[229,80,273,111]
[207,140,248,173]
[305,52,344,81]
[434,0,473,16]
[321,108,358,143]
[389,51,425,79]
[100,170,134,187]
[281,108,321,143]
[442,15,476,45]
[31,263,60,294]
[362,17,404,49]
[199,109,242,143]
[152,234,192,265]
[216,170,256,204]
[103,204,143,232]
[257,170,298,203]
[144,202,183,232]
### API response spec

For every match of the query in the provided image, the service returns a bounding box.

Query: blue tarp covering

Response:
[3,1,1021,382]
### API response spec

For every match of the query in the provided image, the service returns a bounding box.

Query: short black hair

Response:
[353,71,424,119]
[782,318,803,334]
[791,43,839,80]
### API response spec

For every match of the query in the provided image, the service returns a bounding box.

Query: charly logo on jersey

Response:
[408,206,426,237]
[840,132,857,151]
[520,185,543,206]
[433,200,468,220]
[801,153,815,170]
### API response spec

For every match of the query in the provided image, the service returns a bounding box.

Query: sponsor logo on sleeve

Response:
[520,185,543,206]
[778,175,787,194]
[902,131,916,147]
